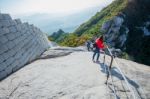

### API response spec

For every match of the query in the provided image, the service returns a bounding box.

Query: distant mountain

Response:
[19,6,107,34]
[48,29,68,43]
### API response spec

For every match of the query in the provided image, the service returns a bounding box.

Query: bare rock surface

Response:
[50,46,87,52]
[39,46,86,59]
[0,48,149,99]
[39,49,72,59]
[0,51,108,99]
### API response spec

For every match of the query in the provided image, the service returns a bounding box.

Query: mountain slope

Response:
[54,0,128,46]
[48,29,68,42]
[55,0,150,65]
[74,0,128,36]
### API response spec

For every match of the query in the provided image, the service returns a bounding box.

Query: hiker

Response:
[92,35,106,62]
[90,36,98,51]
[86,40,91,51]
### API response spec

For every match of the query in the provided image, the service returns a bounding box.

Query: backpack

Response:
[92,42,97,48]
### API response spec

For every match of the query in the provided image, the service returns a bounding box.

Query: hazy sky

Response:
[0,0,114,17]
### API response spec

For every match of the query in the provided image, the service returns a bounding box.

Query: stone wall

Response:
[0,13,50,80]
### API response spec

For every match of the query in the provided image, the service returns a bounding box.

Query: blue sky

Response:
[0,0,114,17]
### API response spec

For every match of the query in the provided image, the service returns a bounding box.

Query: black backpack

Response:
[93,42,97,48]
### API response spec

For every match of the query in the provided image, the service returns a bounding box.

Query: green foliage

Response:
[48,29,68,43]
[121,52,134,61]
[48,36,53,41]
[59,33,78,47]
[59,33,92,47]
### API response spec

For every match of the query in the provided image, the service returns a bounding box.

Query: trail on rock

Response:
[0,48,150,99]
[0,51,108,99]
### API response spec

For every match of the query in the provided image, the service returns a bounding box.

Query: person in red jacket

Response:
[92,36,105,62]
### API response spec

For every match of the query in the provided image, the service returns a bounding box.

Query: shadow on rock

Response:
[39,50,72,59]
[95,61,144,99]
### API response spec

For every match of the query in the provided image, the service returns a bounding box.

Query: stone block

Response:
[22,24,27,30]
[21,35,26,41]
[5,56,14,66]
[19,58,25,66]
[12,60,20,72]
[12,65,20,72]
[18,32,22,37]
[0,14,3,20]
[0,20,11,27]
[18,41,23,49]
[24,55,29,64]
[14,19,22,24]
[30,39,35,45]
[0,23,3,28]
[20,24,25,29]
[23,24,28,30]
[0,70,7,80]
[22,33,28,39]
[5,49,16,57]
[14,51,22,60]
[0,62,7,72]
[12,38,19,45]
[14,42,21,51]
[5,33,16,41]
[24,22,29,27]
[2,14,12,20]
[9,20,17,26]
[16,24,22,31]
[23,44,30,51]
[19,35,24,41]
[21,29,26,34]
[21,39,26,47]
[0,35,9,44]
[0,55,5,63]
[6,41,15,49]
[2,52,10,60]
[18,62,25,69]
[26,31,31,36]
[0,45,9,54]
[0,27,10,36]
[22,39,29,47]
[16,37,21,43]
[32,31,36,36]
[6,65,13,75]
[13,32,19,38]
[26,37,31,43]
[9,26,17,33]
[11,48,17,56]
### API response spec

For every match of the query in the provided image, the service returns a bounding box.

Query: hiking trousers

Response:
[92,48,100,61]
